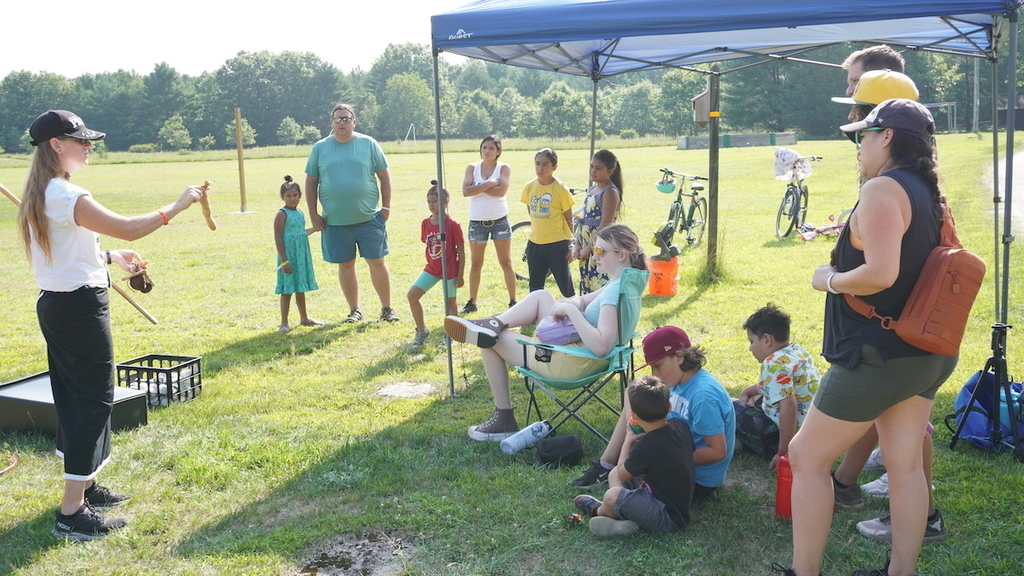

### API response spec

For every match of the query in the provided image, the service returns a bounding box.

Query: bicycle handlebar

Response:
[659,168,708,180]
[797,156,823,161]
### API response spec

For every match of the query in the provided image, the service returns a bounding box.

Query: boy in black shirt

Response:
[574,375,696,536]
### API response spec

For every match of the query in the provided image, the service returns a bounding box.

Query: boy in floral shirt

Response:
[735,304,820,470]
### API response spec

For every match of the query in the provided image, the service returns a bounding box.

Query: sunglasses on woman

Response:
[854,126,885,145]
[331,116,354,124]
[592,246,619,257]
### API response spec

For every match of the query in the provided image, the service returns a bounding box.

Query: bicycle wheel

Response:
[776,187,799,238]
[797,184,809,227]
[686,196,708,246]
[510,220,532,282]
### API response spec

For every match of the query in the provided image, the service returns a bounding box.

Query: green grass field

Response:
[1,136,1022,576]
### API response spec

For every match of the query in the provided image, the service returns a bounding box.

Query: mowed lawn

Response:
[1,135,1022,576]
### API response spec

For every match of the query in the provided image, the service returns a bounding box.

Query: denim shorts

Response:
[814,344,958,422]
[467,217,512,242]
[321,211,389,263]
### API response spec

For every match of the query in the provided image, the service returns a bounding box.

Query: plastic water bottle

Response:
[775,454,793,520]
[500,421,552,454]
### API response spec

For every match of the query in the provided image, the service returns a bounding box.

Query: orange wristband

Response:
[158,210,169,225]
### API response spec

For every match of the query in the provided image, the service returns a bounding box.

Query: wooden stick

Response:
[0,181,19,206]
[1,182,158,324]
[199,180,217,230]
[110,282,159,324]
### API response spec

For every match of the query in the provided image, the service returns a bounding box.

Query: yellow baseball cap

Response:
[832,69,919,106]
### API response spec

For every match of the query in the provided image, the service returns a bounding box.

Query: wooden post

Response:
[234,107,248,212]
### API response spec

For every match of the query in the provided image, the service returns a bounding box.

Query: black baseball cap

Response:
[29,110,106,146]
[839,98,934,143]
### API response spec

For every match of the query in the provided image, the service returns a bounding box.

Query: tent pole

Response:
[992,57,1001,320]
[432,48,456,397]
[706,65,721,278]
[590,76,598,164]
[1001,10,1018,326]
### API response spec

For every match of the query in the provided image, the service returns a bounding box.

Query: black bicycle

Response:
[651,168,709,259]
[775,154,822,238]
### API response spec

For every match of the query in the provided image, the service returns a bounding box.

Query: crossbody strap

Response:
[842,195,957,328]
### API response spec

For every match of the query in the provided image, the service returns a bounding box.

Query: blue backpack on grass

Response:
[944,371,1024,451]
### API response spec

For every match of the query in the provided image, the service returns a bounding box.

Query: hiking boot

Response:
[856,508,947,543]
[573,494,602,517]
[467,408,519,441]
[412,328,430,350]
[568,460,611,490]
[444,315,506,348]
[380,307,400,322]
[461,300,478,314]
[588,516,638,537]
[864,447,885,470]
[84,482,130,508]
[344,308,363,323]
[832,470,864,511]
[52,503,126,541]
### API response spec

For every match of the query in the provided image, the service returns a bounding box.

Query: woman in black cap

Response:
[17,110,204,541]
[781,99,958,576]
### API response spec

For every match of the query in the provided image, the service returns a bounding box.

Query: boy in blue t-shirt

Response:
[573,375,695,536]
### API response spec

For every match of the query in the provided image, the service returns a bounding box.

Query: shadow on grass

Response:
[200,322,355,377]
[643,283,710,328]
[0,512,64,576]
[166,387,652,574]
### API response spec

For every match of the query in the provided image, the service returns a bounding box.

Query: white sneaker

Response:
[861,472,934,498]
[861,473,889,498]
[864,447,885,470]
[589,516,639,537]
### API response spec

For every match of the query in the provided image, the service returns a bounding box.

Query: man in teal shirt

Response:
[305,103,398,323]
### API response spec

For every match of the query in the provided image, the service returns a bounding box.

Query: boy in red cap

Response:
[569,326,735,501]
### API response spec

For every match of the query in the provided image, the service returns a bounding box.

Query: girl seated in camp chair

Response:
[445,224,648,441]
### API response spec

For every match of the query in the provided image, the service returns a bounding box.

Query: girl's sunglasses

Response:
[853,126,885,145]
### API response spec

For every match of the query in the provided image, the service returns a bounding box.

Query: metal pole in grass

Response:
[1,181,159,324]
[432,48,456,397]
[234,107,249,213]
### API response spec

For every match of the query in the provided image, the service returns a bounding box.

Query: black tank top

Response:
[822,168,942,369]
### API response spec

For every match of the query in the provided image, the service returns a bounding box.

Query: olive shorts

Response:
[814,344,958,422]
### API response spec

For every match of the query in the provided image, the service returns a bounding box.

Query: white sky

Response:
[3,0,470,79]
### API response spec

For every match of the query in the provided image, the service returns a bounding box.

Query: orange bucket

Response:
[648,256,679,296]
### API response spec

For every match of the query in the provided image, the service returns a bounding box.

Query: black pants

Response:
[526,240,575,297]
[37,287,114,480]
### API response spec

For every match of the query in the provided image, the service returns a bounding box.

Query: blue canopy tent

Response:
[428,1,1023,434]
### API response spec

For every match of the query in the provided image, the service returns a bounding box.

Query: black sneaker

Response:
[568,460,611,490]
[769,564,822,576]
[380,307,400,323]
[574,494,601,517]
[84,482,130,508]
[461,300,478,314]
[508,299,517,308]
[344,308,363,323]
[53,503,126,541]
[832,470,865,511]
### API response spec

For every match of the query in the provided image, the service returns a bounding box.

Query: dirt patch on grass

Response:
[289,530,413,576]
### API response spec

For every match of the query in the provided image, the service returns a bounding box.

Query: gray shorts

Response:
[613,479,678,533]
[467,217,512,242]
[814,344,958,422]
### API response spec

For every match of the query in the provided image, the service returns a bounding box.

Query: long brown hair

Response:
[18,141,66,263]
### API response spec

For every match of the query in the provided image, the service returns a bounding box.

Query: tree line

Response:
[0,41,1007,154]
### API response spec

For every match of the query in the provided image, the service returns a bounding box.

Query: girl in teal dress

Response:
[275,175,321,333]
[574,150,624,294]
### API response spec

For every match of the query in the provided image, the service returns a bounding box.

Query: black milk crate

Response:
[116,354,202,407]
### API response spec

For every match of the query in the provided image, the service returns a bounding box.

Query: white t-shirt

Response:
[30,178,107,292]
[467,160,509,221]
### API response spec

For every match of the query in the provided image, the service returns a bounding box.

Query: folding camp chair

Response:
[516,267,650,443]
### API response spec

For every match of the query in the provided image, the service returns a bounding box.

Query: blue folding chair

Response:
[516,267,650,443]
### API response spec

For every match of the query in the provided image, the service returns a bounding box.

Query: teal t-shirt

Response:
[304,133,389,226]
